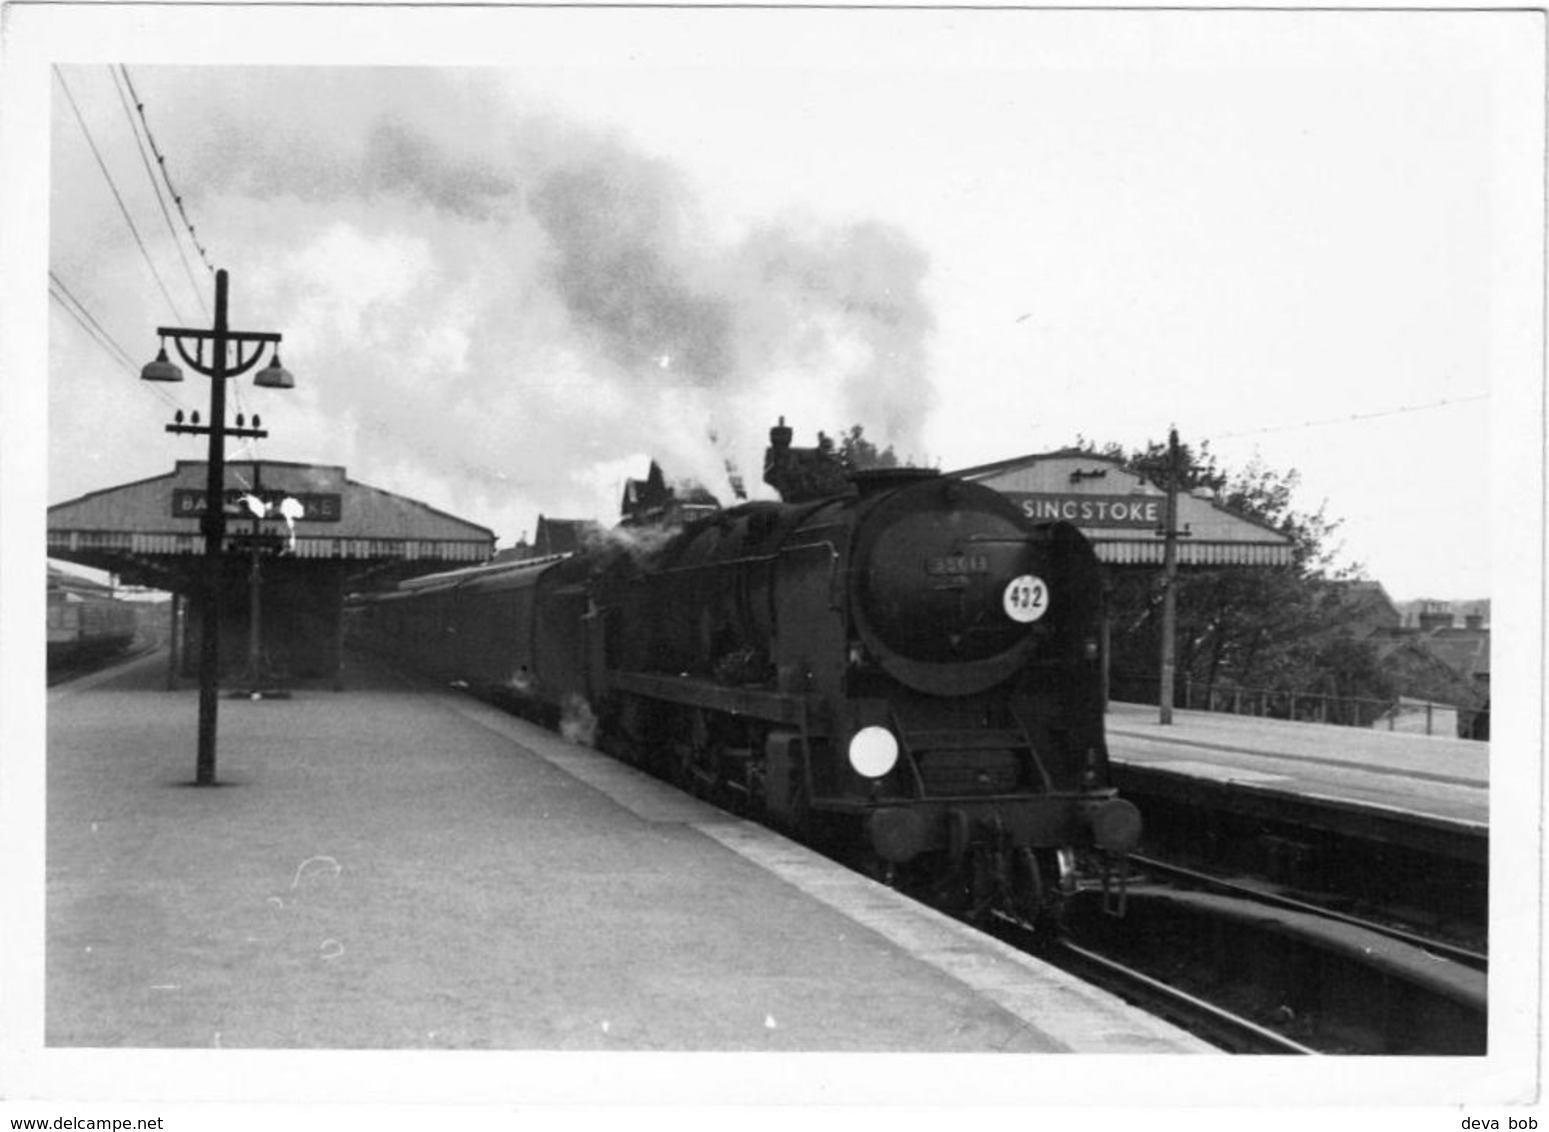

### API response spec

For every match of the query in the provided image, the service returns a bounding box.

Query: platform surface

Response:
[1106,701,1487,829]
[43,653,1210,1056]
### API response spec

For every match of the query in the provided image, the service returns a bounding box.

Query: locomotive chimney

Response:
[763,416,796,498]
[770,416,793,453]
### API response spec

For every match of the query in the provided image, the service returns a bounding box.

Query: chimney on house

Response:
[1418,601,1454,632]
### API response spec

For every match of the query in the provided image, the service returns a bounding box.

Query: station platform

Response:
[1104,701,1487,861]
[43,652,1211,1059]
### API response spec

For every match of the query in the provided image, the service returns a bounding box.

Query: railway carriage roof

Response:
[393,552,572,595]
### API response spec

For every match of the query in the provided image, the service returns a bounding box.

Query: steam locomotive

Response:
[350,426,1140,922]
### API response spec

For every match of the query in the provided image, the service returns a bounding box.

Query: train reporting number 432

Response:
[1003,575,1049,623]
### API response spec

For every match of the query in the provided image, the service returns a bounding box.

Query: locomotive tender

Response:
[352,427,1140,921]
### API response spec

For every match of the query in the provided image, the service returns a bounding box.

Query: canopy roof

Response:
[955,451,1294,568]
[48,460,495,589]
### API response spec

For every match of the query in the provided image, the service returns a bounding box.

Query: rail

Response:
[1052,938,1320,1055]
[985,911,1316,1054]
[1128,854,1487,972]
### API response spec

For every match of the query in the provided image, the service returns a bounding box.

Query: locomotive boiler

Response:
[351,427,1140,922]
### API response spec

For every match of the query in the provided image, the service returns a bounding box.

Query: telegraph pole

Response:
[1158,427,1183,725]
[142,268,294,785]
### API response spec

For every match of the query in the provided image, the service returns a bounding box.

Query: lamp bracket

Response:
[158,326,282,379]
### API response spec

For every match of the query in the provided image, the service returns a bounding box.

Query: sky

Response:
[23,11,1546,605]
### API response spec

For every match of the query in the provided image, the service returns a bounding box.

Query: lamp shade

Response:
[140,346,184,383]
[254,352,294,389]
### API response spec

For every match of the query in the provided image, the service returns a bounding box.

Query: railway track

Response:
[1053,939,1318,1054]
[1127,853,1487,972]
[1047,858,1487,1055]
[988,912,1317,1054]
[1115,771,1488,952]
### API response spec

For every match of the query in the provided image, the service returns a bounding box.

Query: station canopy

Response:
[955,451,1293,568]
[48,460,496,591]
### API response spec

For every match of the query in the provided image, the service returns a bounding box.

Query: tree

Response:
[1081,437,1377,710]
[836,425,901,472]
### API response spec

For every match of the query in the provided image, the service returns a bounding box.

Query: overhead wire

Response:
[118,66,215,279]
[110,65,208,320]
[51,69,197,421]
[48,270,135,372]
[48,270,189,414]
[53,65,187,326]
[1209,393,1489,442]
[55,67,265,458]
[49,288,140,383]
[114,66,257,442]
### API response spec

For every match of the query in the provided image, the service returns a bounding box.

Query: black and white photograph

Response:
[1,3,1543,1128]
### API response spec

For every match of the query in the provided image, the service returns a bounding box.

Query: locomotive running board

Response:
[609,670,818,728]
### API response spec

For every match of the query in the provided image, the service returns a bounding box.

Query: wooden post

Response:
[192,271,231,784]
[1099,573,1112,711]
[334,564,347,692]
[165,592,181,690]
[1158,427,1181,726]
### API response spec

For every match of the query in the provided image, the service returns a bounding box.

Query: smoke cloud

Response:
[528,151,737,384]
[77,68,938,542]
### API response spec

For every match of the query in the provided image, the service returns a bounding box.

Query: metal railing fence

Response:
[1109,672,1486,739]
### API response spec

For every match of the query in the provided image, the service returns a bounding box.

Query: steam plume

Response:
[138,69,937,536]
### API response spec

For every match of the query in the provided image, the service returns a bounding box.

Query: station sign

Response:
[171,488,343,523]
[1005,493,1163,530]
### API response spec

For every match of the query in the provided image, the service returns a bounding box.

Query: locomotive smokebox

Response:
[849,475,1051,697]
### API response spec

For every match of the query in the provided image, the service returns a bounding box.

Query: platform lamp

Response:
[142,268,295,786]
